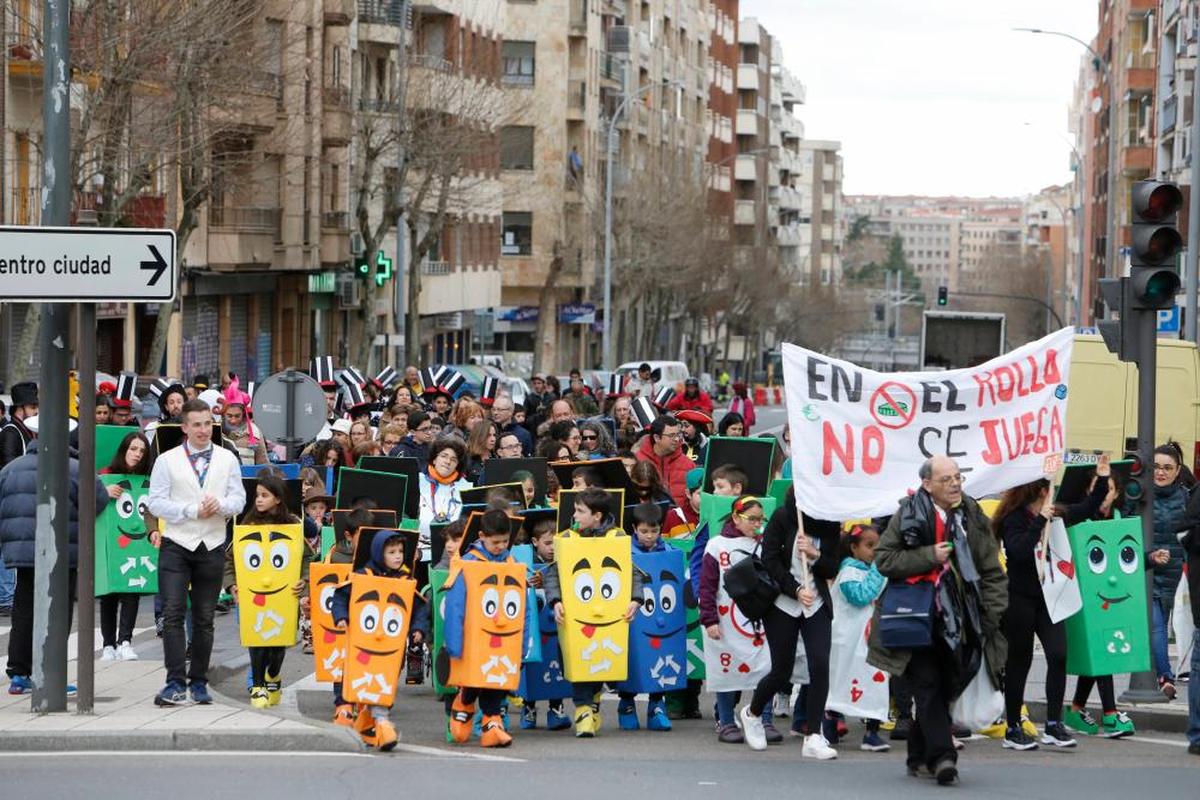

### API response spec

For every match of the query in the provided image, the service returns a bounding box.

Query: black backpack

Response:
[722,541,780,622]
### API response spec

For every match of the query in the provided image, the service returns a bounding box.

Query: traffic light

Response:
[355,252,371,280]
[1128,180,1182,310]
[937,286,948,306]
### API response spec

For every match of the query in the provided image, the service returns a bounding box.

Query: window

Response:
[500,126,535,170]
[501,212,532,255]
[502,41,535,85]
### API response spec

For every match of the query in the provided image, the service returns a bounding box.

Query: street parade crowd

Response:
[0,356,1198,785]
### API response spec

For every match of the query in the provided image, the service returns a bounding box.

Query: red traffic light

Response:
[1127,454,1143,476]
[1131,181,1183,223]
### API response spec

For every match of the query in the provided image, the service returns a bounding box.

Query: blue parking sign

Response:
[1157,306,1181,335]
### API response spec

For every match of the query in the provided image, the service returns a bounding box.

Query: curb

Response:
[0,726,363,752]
[1025,699,1190,735]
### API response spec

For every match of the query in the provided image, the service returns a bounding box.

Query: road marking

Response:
[392,742,525,763]
[0,750,373,759]
[1126,735,1189,748]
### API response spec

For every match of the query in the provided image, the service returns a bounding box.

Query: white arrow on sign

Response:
[0,226,177,302]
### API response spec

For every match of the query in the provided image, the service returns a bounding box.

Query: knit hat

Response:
[685,467,704,492]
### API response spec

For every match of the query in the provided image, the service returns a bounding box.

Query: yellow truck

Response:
[1064,334,1200,469]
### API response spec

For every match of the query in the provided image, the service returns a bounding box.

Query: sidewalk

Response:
[1023,650,1191,734]
[0,655,360,752]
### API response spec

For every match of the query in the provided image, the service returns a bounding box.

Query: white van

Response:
[615,360,691,388]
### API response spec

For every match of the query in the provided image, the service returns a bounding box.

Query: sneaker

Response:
[250,686,270,709]
[933,756,958,786]
[772,693,791,719]
[740,705,767,750]
[717,722,744,743]
[117,641,138,661]
[861,731,890,751]
[762,721,783,744]
[1063,707,1098,736]
[547,706,571,731]
[1003,724,1039,751]
[332,704,356,727]
[890,716,912,741]
[154,681,188,706]
[1101,711,1135,739]
[646,700,672,732]
[1019,708,1039,739]
[7,675,32,695]
[100,646,118,662]
[1159,677,1177,701]
[189,682,213,705]
[520,705,537,730]
[802,733,837,760]
[618,702,639,731]
[1041,722,1077,748]
[574,707,598,738]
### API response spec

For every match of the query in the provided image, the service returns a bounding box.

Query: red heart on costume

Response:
[872,671,886,683]
[718,605,729,616]
[118,535,131,549]
[850,687,863,703]
[737,663,750,673]
[1057,560,1075,579]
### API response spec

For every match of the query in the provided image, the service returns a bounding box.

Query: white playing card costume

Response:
[702,534,771,692]
[825,567,889,721]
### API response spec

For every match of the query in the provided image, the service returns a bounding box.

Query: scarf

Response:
[426,465,460,485]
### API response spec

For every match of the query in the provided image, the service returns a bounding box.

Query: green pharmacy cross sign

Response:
[357,250,394,287]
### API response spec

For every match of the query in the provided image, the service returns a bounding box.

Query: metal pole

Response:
[1186,58,1200,343]
[1105,65,1119,287]
[1044,249,1053,334]
[602,116,617,371]
[1120,312,1169,703]
[31,0,72,714]
[394,0,409,367]
[76,304,96,714]
[284,369,298,462]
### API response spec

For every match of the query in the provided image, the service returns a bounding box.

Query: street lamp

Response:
[1014,27,1119,322]
[602,79,684,370]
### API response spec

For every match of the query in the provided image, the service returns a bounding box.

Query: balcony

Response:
[6,29,42,77]
[324,0,353,25]
[419,264,501,315]
[602,0,627,16]
[734,154,758,181]
[775,223,803,247]
[422,260,451,275]
[1120,144,1152,176]
[567,80,587,119]
[1126,67,1154,96]
[736,109,759,136]
[737,63,761,92]
[321,211,350,231]
[734,199,757,226]
[1163,94,1178,134]
[600,53,625,86]
[358,0,405,24]
[208,206,283,266]
[569,0,587,34]
[323,86,352,145]
[360,96,402,114]
[320,218,349,266]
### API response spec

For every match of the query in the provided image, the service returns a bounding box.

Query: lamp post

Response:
[1015,27,1119,322]
[602,80,683,370]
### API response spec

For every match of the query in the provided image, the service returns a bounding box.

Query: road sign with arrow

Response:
[0,225,176,302]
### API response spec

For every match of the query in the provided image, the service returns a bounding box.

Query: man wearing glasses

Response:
[389,409,436,462]
[490,393,532,456]
[868,456,1007,786]
[495,432,524,459]
[634,414,692,509]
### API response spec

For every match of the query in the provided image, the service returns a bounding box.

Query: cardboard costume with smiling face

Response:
[343,573,416,707]
[233,524,304,647]
[97,474,158,595]
[443,560,527,691]
[554,532,632,683]
[618,548,687,695]
[1065,517,1150,676]
[310,562,351,682]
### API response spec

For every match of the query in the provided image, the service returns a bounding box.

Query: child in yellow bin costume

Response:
[444,509,528,748]
[231,475,310,709]
[542,487,643,738]
[330,531,427,751]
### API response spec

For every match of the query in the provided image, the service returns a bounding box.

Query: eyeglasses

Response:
[933,474,966,485]
[499,441,521,451]
[660,431,684,440]
[1153,463,1178,473]
[581,434,598,441]
[738,514,765,524]
[415,425,432,433]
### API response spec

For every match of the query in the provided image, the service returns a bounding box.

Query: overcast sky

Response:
[742,0,1098,198]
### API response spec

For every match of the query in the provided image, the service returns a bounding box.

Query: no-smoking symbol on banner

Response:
[870,382,917,430]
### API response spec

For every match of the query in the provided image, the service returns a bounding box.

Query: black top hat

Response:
[631,396,659,430]
[480,375,499,407]
[115,371,137,403]
[192,374,211,391]
[338,372,366,407]
[653,386,676,409]
[372,366,398,391]
[607,373,626,397]
[311,356,336,388]
[10,381,38,407]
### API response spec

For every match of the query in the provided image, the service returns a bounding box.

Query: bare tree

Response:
[350,39,508,368]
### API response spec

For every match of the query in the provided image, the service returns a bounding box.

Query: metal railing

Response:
[568,80,587,111]
[422,260,451,275]
[360,97,402,113]
[9,186,39,225]
[322,211,350,230]
[358,0,406,25]
[208,206,282,236]
[323,85,351,110]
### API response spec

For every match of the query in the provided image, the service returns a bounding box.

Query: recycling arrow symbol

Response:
[141,244,167,286]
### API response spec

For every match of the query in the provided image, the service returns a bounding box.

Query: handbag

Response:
[723,541,780,622]
[878,580,936,649]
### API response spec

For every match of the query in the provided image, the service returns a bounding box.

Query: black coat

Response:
[0,442,108,570]
[760,501,840,612]
[0,418,33,470]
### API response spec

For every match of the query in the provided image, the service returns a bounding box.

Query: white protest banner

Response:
[782,327,1074,519]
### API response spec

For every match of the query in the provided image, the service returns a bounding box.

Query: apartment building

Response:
[769,51,808,282]
[1024,184,1074,329]
[733,16,773,257]
[497,0,713,371]
[796,139,843,286]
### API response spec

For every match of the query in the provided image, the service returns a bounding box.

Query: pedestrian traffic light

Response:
[355,252,371,280]
[1129,180,1183,310]
[937,286,948,306]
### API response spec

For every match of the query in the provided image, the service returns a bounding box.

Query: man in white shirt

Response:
[147,398,246,706]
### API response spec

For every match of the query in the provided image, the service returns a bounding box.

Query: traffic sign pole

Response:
[76,303,96,714]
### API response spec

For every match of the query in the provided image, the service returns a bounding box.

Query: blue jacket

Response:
[444,541,528,659]
[687,520,711,596]
[837,557,886,607]
[633,538,668,555]
[1127,482,1189,600]
[330,530,430,636]
[0,442,108,570]
[496,421,533,457]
